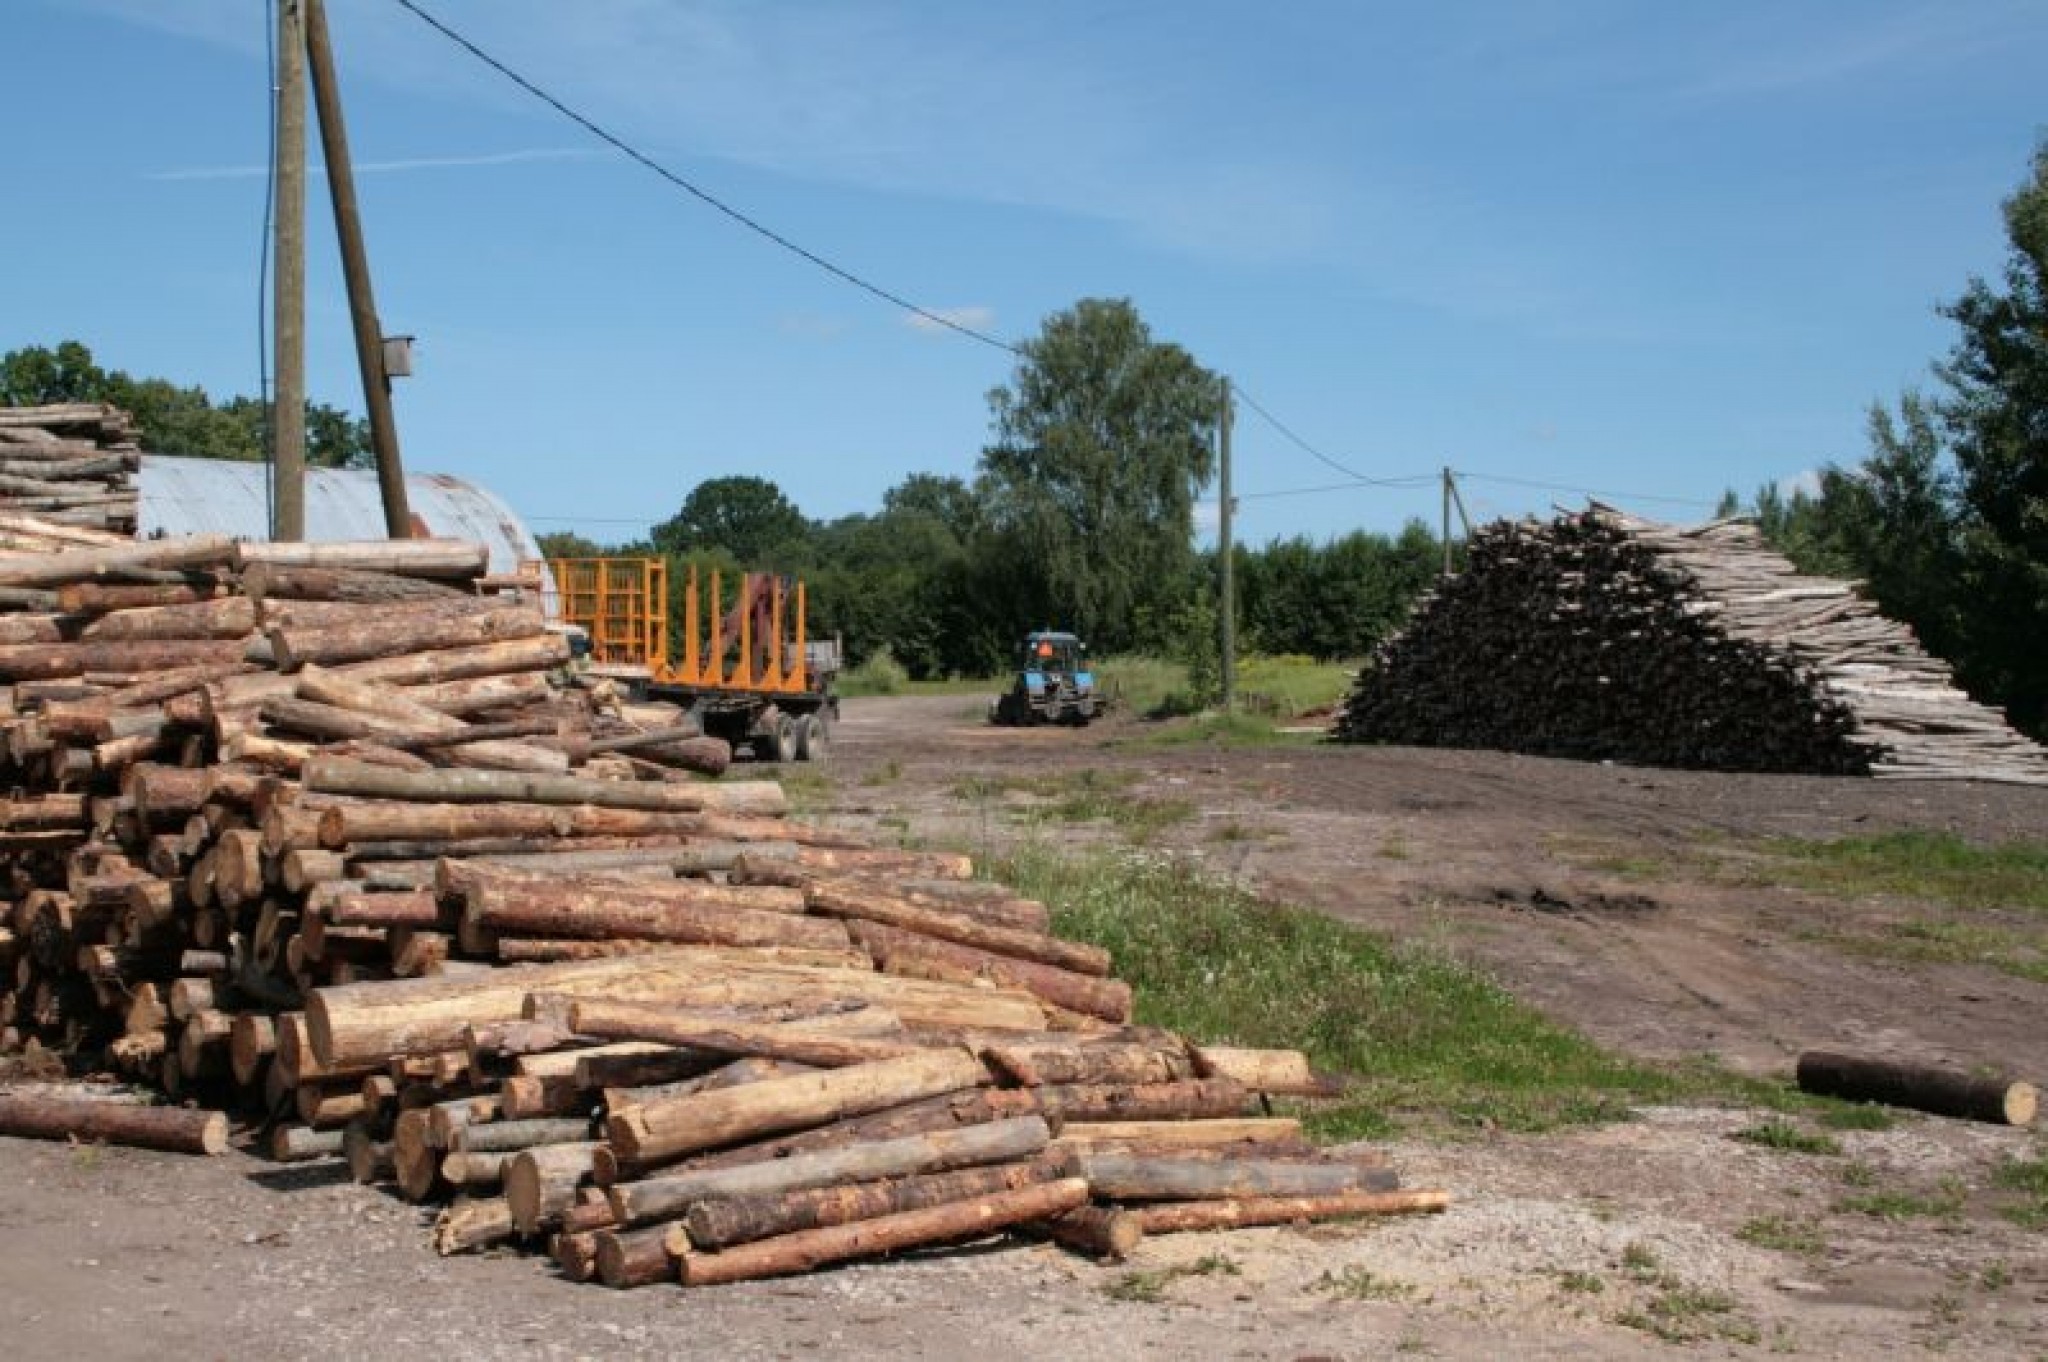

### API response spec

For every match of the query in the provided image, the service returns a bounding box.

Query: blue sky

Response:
[5,2,2044,547]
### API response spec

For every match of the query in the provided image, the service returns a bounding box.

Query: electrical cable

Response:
[389,0,1024,356]
[1452,470,1719,510]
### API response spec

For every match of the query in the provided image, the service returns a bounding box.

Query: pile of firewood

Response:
[0,404,142,536]
[1336,505,2048,785]
[1,524,1443,1287]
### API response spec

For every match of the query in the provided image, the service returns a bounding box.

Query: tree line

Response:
[1722,140,2048,738]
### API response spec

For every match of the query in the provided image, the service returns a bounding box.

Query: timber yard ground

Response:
[3,694,2046,1360]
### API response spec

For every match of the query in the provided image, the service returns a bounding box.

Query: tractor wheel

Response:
[795,713,829,762]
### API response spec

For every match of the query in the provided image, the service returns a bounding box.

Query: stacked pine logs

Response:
[1,529,1446,1285]
[1335,505,2048,784]
[0,404,142,535]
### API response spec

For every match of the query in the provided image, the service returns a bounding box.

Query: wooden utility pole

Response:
[1441,466,1454,577]
[272,0,307,541]
[1217,377,1235,713]
[302,0,412,538]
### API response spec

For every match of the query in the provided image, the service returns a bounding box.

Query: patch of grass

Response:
[999,845,1747,1139]
[1617,1280,1752,1345]
[1310,1265,1414,1301]
[1620,1242,1666,1283]
[775,769,834,813]
[1838,1160,1880,1188]
[1979,1260,2012,1291]
[1555,1270,1606,1294]
[1236,653,1357,717]
[951,770,1195,845]
[1732,1119,1842,1156]
[1815,1102,1896,1132]
[1836,1181,1966,1222]
[1992,1153,2048,1229]
[1765,831,2048,913]
[859,758,901,787]
[1737,1215,1826,1256]
[1114,710,1319,751]
[1101,1253,1241,1303]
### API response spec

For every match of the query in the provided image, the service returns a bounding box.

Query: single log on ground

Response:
[609,1114,1050,1229]
[681,1153,1071,1251]
[606,1046,992,1167]
[0,1094,227,1154]
[1124,1188,1450,1234]
[1795,1050,2038,1126]
[269,1125,346,1162]
[434,1196,517,1255]
[1074,1151,1399,1200]
[1031,1204,1143,1260]
[677,1177,1090,1286]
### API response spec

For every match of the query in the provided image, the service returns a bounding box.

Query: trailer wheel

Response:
[795,712,829,762]
[771,712,800,763]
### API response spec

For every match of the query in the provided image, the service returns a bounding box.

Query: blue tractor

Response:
[990,630,1098,726]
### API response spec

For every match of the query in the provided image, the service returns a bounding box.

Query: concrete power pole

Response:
[1218,377,1236,713]
[272,0,307,541]
[302,0,412,538]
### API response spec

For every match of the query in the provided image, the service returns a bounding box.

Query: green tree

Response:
[979,298,1219,651]
[651,475,811,564]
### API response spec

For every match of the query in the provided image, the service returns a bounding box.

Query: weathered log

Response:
[0,534,234,588]
[450,1117,593,1154]
[1123,1189,1450,1233]
[464,879,829,950]
[681,1154,1071,1252]
[1073,1151,1398,1200]
[1034,1078,1252,1124]
[567,1000,916,1070]
[343,1122,395,1184]
[0,638,247,682]
[982,1039,1193,1088]
[853,921,1132,1023]
[293,667,567,774]
[269,1124,346,1162]
[441,1150,510,1189]
[584,1224,676,1289]
[792,846,976,880]
[1031,1204,1143,1260]
[676,1176,1089,1286]
[1192,1045,1347,1097]
[505,1141,604,1234]
[807,882,1109,976]
[302,756,788,816]
[0,1093,227,1154]
[606,1046,992,1167]
[434,1195,517,1254]
[77,596,254,643]
[1795,1049,2038,1126]
[1053,1118,1304,1150]
[234,538,488,578]
[241,561,469,603]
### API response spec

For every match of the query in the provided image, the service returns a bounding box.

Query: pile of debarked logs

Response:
[0,524,1444,1288]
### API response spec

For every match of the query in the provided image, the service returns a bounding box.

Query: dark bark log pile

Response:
[0,510,1441,1285]
[1335,505,2048,784]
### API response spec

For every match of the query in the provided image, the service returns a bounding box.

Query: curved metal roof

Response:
[137,456,545,575]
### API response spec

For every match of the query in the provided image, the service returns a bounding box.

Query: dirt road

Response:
[3,695,2043,1359]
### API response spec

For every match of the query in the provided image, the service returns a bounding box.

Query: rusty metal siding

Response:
[136,455,547,575]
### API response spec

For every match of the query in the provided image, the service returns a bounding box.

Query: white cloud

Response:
[904,306,996,337]
[146,147,603,182]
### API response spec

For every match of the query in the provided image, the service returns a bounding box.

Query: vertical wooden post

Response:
[273,0,308,541]
[1441,466,1453,577]
[1218,376,1235,713]
[302,0,412,538]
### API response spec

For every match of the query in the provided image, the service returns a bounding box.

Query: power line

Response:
[1232,383,1387,484]
[388,0,1023,356]
[1237,476,1437,502]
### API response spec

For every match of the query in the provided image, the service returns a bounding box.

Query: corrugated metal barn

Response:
[136,456,546,575]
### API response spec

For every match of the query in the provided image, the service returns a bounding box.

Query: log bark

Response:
[293,665,567,773]
[982,1040,1193,1088]
[434,1195,517,1254]
[0,534,234,587]
[681,1154,1071,1252]
[1191,1045,1346,1097]
[1795,1050,2038,1126]
[1032,1204,1143,1260]
[77,596,254,643]
[567,998,915,1069]
[1053,1118,1303,1150]
[676,1177,1089,1286]
[0,1093,227,1154]
[505,1141,603,1234]
[234,538,488,578]
[302,756,788,816]
[807,882,1109,976]
[1124,1189,1450,1233]
[268,1124,345,1161]
[1074,1151,1398,1200]
[0,638,247,682]
[606,1046,992,1167]
[1034,1078,1252,1124]
[465,879,830,951]
[592,1224,677,1289]
[853,921,1131,1023]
